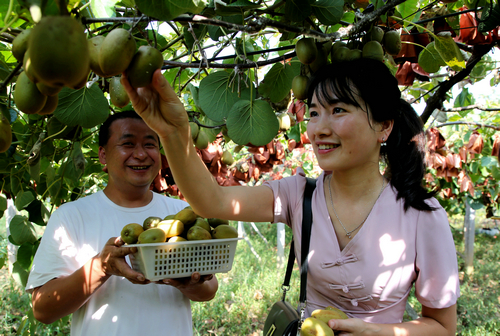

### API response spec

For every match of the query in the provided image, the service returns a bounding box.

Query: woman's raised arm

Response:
[121,70,275,223]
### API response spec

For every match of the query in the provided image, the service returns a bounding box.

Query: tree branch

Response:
[435,121,500,130]
[440,105,500,112]
[420,43,496,124]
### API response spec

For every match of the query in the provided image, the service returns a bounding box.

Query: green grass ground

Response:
[0,220,499,335]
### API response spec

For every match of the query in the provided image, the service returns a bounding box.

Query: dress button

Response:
[342,286,349,293]
[351,299,358,307]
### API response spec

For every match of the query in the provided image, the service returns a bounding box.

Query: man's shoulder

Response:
[56,191,103,212]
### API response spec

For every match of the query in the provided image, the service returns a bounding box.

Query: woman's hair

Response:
[307,58,435,212]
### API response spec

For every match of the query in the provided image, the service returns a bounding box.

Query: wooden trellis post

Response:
[463,199,476,275]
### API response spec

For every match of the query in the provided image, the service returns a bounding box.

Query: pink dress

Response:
[264,168,460,323]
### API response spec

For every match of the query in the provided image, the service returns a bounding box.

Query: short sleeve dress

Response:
[264,168,460,323]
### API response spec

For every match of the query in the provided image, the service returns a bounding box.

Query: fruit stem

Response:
[392,16,437,39]
[57,0,70,16]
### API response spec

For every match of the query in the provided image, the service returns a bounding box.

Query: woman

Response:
[121,58,460,335]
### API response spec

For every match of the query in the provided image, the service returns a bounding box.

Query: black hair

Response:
[98,110,145,147]
[307,58,435,212]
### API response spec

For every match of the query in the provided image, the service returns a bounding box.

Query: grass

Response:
[0,220,499,335]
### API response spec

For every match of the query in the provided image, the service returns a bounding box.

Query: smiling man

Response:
[25,110,218,336]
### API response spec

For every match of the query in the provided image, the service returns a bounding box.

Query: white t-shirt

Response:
[26,191,193,336]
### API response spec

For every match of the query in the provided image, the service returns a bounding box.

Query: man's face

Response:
[98,118,161,190]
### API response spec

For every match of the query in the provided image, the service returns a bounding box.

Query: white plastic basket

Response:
[127,238,242,281]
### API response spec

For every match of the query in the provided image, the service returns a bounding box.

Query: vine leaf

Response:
[285,0,312,22]
[90,0,119,18]
[135,0,207,21]
[14,190,35,211]
[434,33,466,71]
[17,241,39,271]
[311,0,344,25]
[259,61,300,103]
[226,99,279,146]
[198,71,253,123]
[396,0,419,24]
[9,215,37,245]
[54,84,109,129]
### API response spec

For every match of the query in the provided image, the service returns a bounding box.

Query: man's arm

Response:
[31,237,148,324]
[162,273,219,302]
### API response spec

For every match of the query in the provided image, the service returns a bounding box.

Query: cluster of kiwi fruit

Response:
[291,27,402,101]
[300,306,349,336]
[120,206,238,245]
[11,15,164,115]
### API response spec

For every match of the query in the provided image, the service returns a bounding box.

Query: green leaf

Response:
[478,1,500,33]
[285,0,311,22]
[17,241,38,271]
[258,61,300,103]
[0,194,6,212]
[491,166,500,180]
[14,190,35,211]
[311,0,343,25]
[54,84,109,128]
[198,71,253,123]
[481,156,497,168]
[135,0,207,21]
[418,41,446,74]
[12,261,29,288]
[9,215,37,245]
[434,33,465,71]
[90,0,119,17]
[26,199,49,226]
[226,99,279,146]
[183,24,208,51]
[396,0,418,24]
[213,0,260,16]
[454,88,474,108]
[61,157,83,189]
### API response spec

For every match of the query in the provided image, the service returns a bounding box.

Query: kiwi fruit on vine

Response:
[125,45,164,88]
[221,150,234,165]
[37,94,58,115]
[87,35,106,77]
[36,82,62,96]
[109,76,130,108]
[23,49,37,83]
[383,30,402,56]
[309,44,328,73]
[368,26,385,44]
[362,41,384,61]
[190,121,199,141]
[295,38,317,65]
[14,71,47,114]
[292,75,309,101]
[28,16,90,88]
[332,46,350,63]
[99,28,136,77]
[12,29,32,62]
[346,49,362,61]
[0,114,12,153]
[194,129,209,150]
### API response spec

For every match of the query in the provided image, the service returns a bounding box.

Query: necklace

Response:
[327,174,386,239]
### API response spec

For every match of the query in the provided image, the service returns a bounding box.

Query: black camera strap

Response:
[281,177,316,306]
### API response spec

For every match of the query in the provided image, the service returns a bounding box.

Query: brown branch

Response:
[435,121,500,131]
[0,62,23,92]
[440,105,500,112]
[420,43,496,124]
[163,51,296,69]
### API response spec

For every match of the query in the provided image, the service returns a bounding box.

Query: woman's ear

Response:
[379,119,394,143]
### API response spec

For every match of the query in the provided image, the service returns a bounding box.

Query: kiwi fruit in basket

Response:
[121,223,144,244]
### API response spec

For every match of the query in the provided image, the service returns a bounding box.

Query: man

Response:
[25,110,218,336]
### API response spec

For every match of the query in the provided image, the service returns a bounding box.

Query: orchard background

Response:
[0,0,499,334]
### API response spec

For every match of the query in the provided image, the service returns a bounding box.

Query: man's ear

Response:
[98,146,106,165]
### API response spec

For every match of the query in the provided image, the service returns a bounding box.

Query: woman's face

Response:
[306,87,387,173]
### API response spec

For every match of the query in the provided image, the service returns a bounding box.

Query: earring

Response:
[381,137,387,146]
